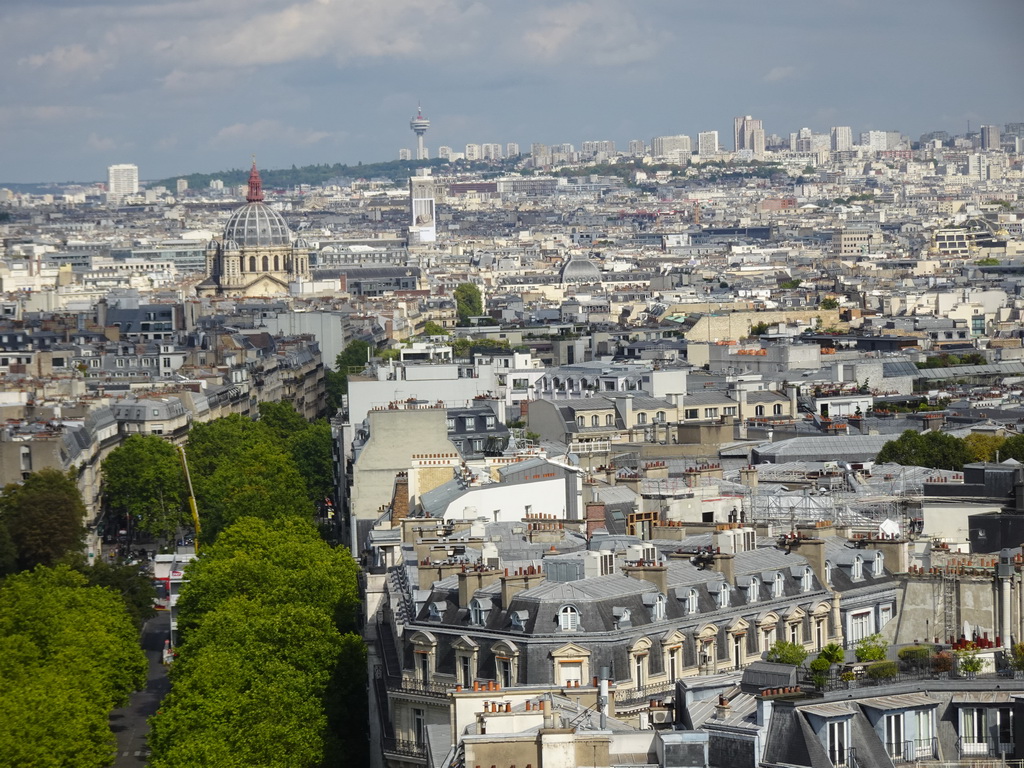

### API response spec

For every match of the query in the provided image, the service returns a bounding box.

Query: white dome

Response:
[222,202,291,248]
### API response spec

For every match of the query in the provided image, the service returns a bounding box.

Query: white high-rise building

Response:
[860,131,888,152]
[697,131,719,157]
[437,146,453,160]
[733,115,764,155]
[830,126,853,152]
[506,142,520,157]
[464,144,481,161]
[398,148,412,161]
[409,170,436,244]
[107,164,139,201]
[627,139,646,156]
[652,135,691,157]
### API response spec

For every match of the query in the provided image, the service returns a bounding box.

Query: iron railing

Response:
[884,741,913,763]
[613,679,677,707]
[912,737,937,760]
[382,737,427,760]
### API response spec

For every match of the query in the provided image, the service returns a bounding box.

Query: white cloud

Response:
[210,119,338,148]
[763,65,797,83]
[86,133,118,152]
[18,44,113,80]
[0,105,99,125]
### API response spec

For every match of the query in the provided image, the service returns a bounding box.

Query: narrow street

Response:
[109,616,171,767]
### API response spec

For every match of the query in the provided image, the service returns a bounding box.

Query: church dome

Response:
[223,202,291,247]
[559,253,602,284]
[222,160,291,248]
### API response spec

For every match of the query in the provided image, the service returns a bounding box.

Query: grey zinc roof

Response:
[856,693,938,711]
[754,434,892,461]
[518,574,658,602]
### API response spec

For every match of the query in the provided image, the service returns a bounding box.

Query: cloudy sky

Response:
[2,0,1021,183]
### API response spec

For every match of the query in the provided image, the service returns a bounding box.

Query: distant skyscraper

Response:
[398,148,412,161]
[107,164,139,201]
[733,115,764,156]
[860,130,888,152]
[176,179,188,197]
[697,131,719,157]
[409,104,430,160]
[464,144,481,161]
[652,135,691,157]
[506,143,520,157]
[409,170,436,244]
[481,143,503,161]
[628,139,646,156]
[437,146,453,160]
[980,125,1000,151]
[830,126,853,152]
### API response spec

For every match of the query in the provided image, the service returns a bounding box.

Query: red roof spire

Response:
[246,157,263,203]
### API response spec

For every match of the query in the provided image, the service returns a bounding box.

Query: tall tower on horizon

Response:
[410,104,430,160]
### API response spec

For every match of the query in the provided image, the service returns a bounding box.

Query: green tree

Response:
[289,421,335,505]
[965,432,1006,463]
[854,633,887,662]
[820,297,840,310]
[0,521,17,577]
[422,320,448,336]
[875,429,972,470]
[176,517,360,634]
[258,401,309,443]
[766,640,808,666]
[750,321,771,336]
[70,557,157,631]
[999,434,1024,462]
[102,434,187,540]
[454,282,483,324]
[0,468,85,570]
[332,339,372,396]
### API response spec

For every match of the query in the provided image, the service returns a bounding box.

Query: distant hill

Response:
[153,157,518,192]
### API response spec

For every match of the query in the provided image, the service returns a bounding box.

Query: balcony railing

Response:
[885,741,913,763]
[613,679,678,708]
[912,737,937,760]
[382,737,427,760]
[830,745,856,768]
[957,737,994,757]
[384,673,454,699]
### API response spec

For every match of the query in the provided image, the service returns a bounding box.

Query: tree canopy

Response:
[0,565,147,768]
[454,282,483,324]
[0,468,85,571]
[149,516,365,768]
[102,434,187,539]
[876,429,973,470]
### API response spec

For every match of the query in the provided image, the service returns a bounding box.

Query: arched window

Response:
[801,568,814,593]
[825,560,833,585]
[773,403,784,415]
[718,583,730,609]
[652,594,666,621]
[605,414,614,426]
[577,416,585,427]
[591,414,599,427]
[773,572,785,599]
[249,256,257,272]
[262,255,269,272]
[755,405,765,417]
[637,412,648,424]
[559,605,580,631]
[656,411,666,422]
[852,556,863,580]
[684,589,700,618]
[470,599,486,625]
[273,254,280,271]
[873,552,884,577]
[747,577,760,604]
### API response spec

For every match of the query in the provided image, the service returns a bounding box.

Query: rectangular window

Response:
[961,708,987,755]
[497,658,512,688]
[885,714,904,760]
[723,406,737,416]
[413,708,426,746]
[560,661,583,686]
[828,720,850,767]
[879,605,893,628]
[459,656,472,686]
[849,610,872,642]
[998,707,1013,751]
[685,409,699,419]
[914,709,934,759]
[704,407,719,419]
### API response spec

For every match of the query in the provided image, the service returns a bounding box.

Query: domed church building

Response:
[196,161,310,297]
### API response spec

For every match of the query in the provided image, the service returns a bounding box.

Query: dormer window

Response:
[825,560,833,585]
[747,577,760,604]
[427,602,444,621]
[470,599,487,626]
[718,583,730,609]
[685,588,699,615]
[652,594,666,621]
[852,556,863,580]
[801,568,814,593]
[509,611,527,631]
[773,572,785,599]
[559,605,580,631]
[446,418,455,431]
[873,552,884,577]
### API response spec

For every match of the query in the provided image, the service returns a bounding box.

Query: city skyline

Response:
[2,0,1022,183]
